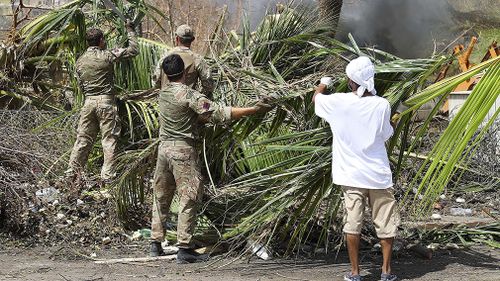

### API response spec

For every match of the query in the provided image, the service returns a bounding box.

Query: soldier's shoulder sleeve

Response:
[187,89,213,115]
[194,54,215,95]
[187,89,231,124]
[75,54,86,81]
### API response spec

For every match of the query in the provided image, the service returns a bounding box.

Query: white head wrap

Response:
[345,56,377,97]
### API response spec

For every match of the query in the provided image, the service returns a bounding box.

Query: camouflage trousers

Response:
[68,95,121,180]
[151,140,203,249]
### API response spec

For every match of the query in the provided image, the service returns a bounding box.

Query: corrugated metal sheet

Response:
[449,91,500,123]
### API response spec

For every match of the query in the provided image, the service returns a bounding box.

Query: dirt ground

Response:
[0,245,498,281]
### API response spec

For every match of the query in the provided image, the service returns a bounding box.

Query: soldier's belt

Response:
[161,138,195,147]
[85,95,116,101]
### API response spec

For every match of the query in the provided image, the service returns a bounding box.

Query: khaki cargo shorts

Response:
[342,186,400,238]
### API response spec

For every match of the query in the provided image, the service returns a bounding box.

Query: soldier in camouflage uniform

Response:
[150,54,271,263]
[152,24,214,96]
[66,22,139,182]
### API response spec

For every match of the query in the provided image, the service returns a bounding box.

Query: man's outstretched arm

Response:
[111,21,139,61]
[194,94,272,124]
[230,106,261,120]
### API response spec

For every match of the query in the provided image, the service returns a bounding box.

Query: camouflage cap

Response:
[175,24,195,39]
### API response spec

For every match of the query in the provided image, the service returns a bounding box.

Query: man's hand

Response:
[320,77,333,88]
[313,76,333,102]
[315,84,327,94]
[231,96,275,120]
[253,96,275,114]
[253,100,273,114]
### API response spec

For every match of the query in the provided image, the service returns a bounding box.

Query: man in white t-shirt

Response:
[313,57,400,281]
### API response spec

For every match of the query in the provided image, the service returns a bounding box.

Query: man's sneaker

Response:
[380,273,398,281]
[176,248,209,264]
[150,241,165,257]
[344,272,362,281]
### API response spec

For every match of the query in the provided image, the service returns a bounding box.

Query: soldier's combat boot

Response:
[176,248,209,264]
[150,241,165,257]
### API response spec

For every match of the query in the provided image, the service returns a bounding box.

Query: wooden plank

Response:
[403,216,495,230]
[94,254,177,264]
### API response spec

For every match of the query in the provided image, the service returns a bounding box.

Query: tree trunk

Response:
[318,0,343,36]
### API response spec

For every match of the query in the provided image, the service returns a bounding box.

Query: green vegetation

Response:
[470,28,500,62]
[1,1,498,251]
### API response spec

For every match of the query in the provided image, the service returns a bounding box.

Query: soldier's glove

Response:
[320,77,333,89]
[254,96,275,114]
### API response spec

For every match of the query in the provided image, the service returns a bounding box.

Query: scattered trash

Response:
[455,198,466,203]
[76,199,84,206]
[427,243,440,251]
[431,213,442,220]
[445,243,460,250]
[412,188,424,200]
[314,248,326,254]
[52,199,59,206]
[90,252,97,258]
[56,213,66,220]
[433,202,444,210]
[450,207,472,216]
[130,228,152,241]
[409,243,432,260]
[102,236,112,245]
[372,240,403,253]
[140,229,151,239]
[131,231,142,241]
[161,241,169,248]
[100,190,112,199]
[248,240,273,260]
[439,194,446,200]
[163,246,179,255]
[393,240,404,252]
[35,187,60,203]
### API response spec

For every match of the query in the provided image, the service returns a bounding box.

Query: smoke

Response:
[337,0,460,58]
[214,0,315,29]
[215,0,462,58]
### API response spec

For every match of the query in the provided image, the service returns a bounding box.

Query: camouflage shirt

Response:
[153,46,214,96]
[76,31,139,96]
[158,82,231,142]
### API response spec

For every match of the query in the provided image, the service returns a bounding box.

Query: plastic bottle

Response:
[449,207,472,216]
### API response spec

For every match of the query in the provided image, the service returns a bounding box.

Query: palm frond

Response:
[403,58,500,215]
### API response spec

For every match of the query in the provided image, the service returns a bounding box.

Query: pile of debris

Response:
[0,110,114,242]
[0,110,68,235]
[433,120,499,220]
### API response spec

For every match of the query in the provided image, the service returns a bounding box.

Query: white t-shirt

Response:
[315,93,394,189]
